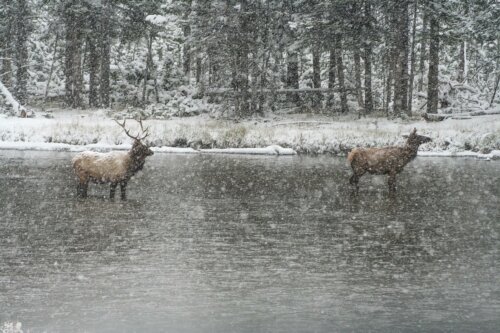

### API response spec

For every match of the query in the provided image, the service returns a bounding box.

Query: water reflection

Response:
[0,150,498,332]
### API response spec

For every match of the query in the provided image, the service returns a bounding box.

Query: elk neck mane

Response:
[127,150,147,175]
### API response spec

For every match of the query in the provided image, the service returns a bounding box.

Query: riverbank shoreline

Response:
[1,109,499,159]
[1,141,500,160]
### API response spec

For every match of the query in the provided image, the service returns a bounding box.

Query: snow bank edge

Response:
[1,141,499,159]
[0,142,297,156]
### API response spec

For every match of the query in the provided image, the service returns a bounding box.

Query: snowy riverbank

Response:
[0,109,499,159]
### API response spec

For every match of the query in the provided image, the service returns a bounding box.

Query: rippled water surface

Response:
[0,150,499,332]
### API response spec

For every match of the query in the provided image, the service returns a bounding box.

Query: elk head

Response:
[115,119,154,160]
[403,128,432,147]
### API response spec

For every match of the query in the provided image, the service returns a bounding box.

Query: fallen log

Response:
[423,109,500,121]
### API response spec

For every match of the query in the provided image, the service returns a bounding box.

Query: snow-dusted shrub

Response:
[219,126,248,148]
[112,85,223,120]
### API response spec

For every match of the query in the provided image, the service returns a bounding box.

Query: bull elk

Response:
[347,128,431,193]
[72,119,154,200]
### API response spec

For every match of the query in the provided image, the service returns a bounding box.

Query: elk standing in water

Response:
[347,128,431,193]
[72,119,154,200]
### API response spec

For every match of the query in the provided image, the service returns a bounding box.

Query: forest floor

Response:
[0,107,499,159]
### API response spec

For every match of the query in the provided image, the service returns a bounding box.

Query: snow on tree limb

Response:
[0,79,25,115]
[145,15,176,26]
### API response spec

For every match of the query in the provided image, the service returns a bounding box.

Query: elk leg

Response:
[388,173,397,193]
[349,168,365,191]
[77,182,88,198]
[120,181,127,200]
[349,174,359,188]
[110,183,118,199]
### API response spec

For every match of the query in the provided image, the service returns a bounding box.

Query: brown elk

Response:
[72,119,154,200]
[347,128,431,193]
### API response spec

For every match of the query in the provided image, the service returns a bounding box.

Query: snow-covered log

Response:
[206,87,355,96]
[200,145,296,156]
[423,109,500,121]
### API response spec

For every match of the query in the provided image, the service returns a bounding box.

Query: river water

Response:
[0,150,499,332]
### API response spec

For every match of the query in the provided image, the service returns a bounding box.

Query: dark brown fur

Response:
[347,128,431,192]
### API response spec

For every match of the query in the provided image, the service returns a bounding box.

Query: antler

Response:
[115,119,139,140]
[115,119,150,141]
[136,119,150,140]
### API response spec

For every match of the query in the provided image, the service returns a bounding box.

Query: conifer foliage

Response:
[0,0,498,117]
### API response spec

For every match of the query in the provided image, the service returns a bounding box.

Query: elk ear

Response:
[412,128,417,135]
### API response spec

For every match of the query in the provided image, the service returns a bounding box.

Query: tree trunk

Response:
[208,48,219,86]
[196,54,202,83]
[142,33,153,103]
[182,0,193,78]
[239,40,250,116]
[335,35,348,113]
[391,4,401,117]
[385,50,394,116]
[88,10,100,108]
[73,29,83,108]
[249,47,257,113]
[64,10,74,106]
[88,39,99,107]
[400,2,410,115]
[287,51,299,104]
[15,0,29,105]
[259,52,270,114]
[363,3,373,116]
[418,10,428,92]
[312,46,321,109]
[312,50,321,89]
[393,0,409,117]
[232,56,239,115]
[354,51,363,113]
[183,24,191,77]
[100,0,111,107]
[328,49,336,108]
[490,73,500,107]
[364,48,373,114]
[234,0,250,117]
[408,0,418,116]
[1,5,13,90]
[45,32,60,102]
[458,41,466,83]
[427,15,439,114]
[384,4,396,117]
[457,4,468,83]
[64,1,83,108]
[490,38,500,107]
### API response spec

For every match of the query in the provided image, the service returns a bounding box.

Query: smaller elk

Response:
[72,119,154,200]
[347,128,431,193]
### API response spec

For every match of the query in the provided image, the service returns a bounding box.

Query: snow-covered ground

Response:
[0,109,499,159]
